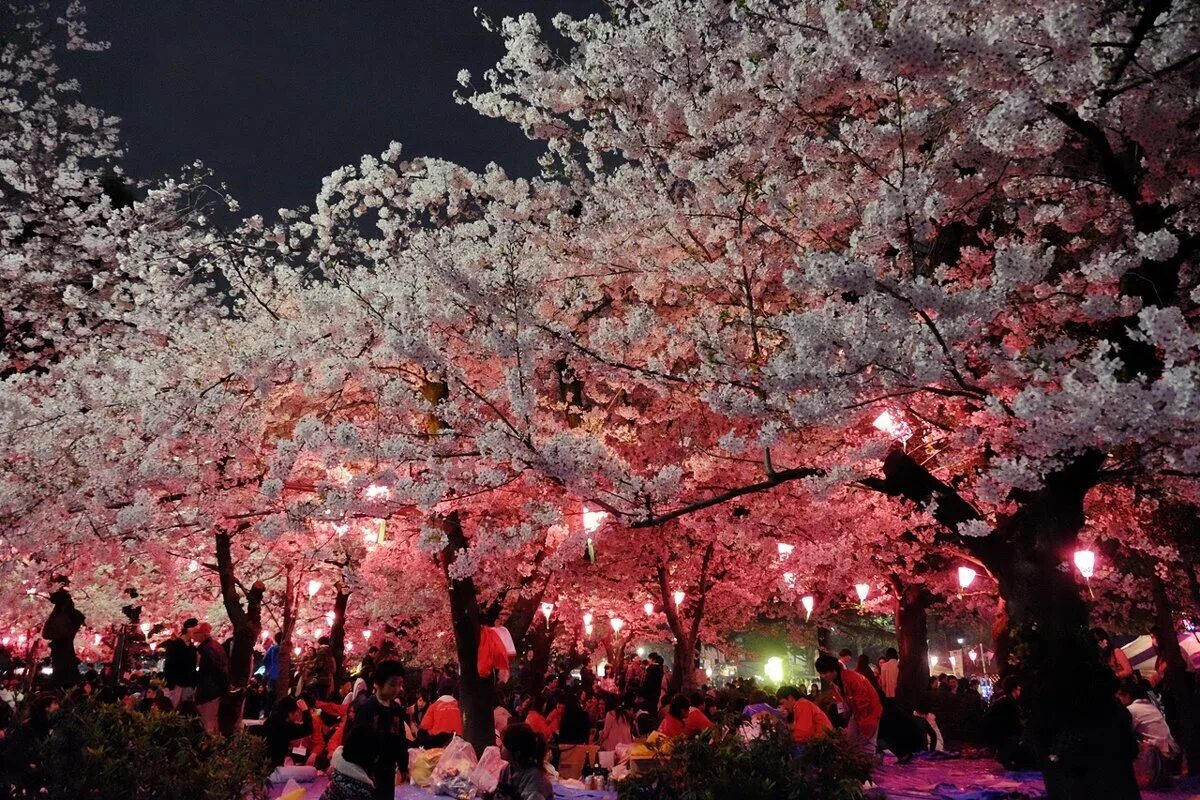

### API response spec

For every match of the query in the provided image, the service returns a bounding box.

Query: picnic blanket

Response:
[267,779,615,800]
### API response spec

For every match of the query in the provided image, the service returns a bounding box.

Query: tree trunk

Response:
[816,626,833,654]
[894,583,932,707]
[330,586,350,675]
[521,619,559,698]
[672,636,697,696]
[1151,573,1200,769]
[277,569,296,700]
[215,531,263,735]
[441,512,495,755]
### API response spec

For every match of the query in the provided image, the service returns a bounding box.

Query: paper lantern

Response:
[610,617,625,634]
[801,595,815,620]
[312,628,322,639]
[188,559,199,573]
[968,649,978,663]
[540,602,555,621]
[673,590,685,607]
[93,634,101,646]
[582,506,607,533]
[872,410,913,442]
[777,542,795,559]
[307,579,322,598]
[582,612,594,626]
[139,623,151,635]
[1074,549,1096,579]
[644,602,654,616]
[362,629,372,640]
[958,566,977,590]
[854,583,870,603]
[929,655,939,668]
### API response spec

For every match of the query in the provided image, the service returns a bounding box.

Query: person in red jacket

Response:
[777,685,832,745]
[816,654,882,757]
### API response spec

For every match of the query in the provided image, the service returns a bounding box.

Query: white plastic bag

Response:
[469,745,505,794]
[431,735,479,798]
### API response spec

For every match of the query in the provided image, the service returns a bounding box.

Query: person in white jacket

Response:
[1117,678,1180,789]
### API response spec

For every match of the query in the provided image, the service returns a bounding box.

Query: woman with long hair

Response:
[600,695,635,750]
[496,723,553,800]
[1094,627,1134,680]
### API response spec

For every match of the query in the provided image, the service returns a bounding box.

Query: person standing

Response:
[162,617,199,708]
[641,654,665,713]
[42,589,85,688]
[262,632,281,697]
[192,622,230,734]
[351,660,408,800]
[878,648,899,702]
[817,654,882,758]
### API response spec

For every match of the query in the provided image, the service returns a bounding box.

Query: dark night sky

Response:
[64,2,600,215]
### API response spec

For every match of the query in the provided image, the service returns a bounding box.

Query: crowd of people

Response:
[1,618,1193,797]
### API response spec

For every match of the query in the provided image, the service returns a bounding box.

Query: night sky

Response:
[64,2,600,216]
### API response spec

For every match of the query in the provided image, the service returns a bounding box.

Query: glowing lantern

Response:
[307,580,322,598]
[365,484,390,499]
[636,647,646,657]
[582,506,607,533]
[777,542,795,559]
[312,628,322,639]
[93,634,101,646]
[958,566,977,590]
[325,610,336,624]
[362,630,372,640]
[149,642,157,652]
[930,655,939,668]
[855,583,870,603]
[1074,549,1096,579]
[801,595,815,621]
[540,602,555,622]
[584,623,594,636]
[139,623,151,635]
[949,655,957,668]
[17,634,26,645]
[872,410,913,442]
[610,617,625,634]
[673,590,685,607]
[968,649,978,663]
[582,612,594,626]
[644,602,654,616]
[764,656,784,684]
[261,630,270,641]
[188,559,199,573]
[293,646,301,655]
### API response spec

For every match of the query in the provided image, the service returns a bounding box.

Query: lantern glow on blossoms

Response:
[777,542,794,559]
[958,566,977,590]
[610,617,625,634]
[872,410,913,443]
[854,583,870,603]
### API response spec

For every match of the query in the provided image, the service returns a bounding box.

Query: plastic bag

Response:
[279,778,307,800]
[408,746,445,787]
[469,745,505,794]
[432,735,479,798]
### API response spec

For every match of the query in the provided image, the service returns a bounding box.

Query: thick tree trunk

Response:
[894,583,932,707]
[1152,574,1200,769]
[816,626,833,654]
[672,637,697,696]
[330,586,350,675]
[441,512,495,755]
[215,531,263,735]
[521,619,559,698]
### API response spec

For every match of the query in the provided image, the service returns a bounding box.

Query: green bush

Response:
[4,700,271,800]
[617,716,872,800]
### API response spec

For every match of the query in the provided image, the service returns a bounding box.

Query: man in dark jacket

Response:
[42,589,85,688]
[162,617,199,708]
[641,653,665,714]
[351,660,408,800]
[191,622,230,734]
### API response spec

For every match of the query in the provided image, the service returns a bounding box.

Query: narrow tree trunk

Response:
[1151,574,1200,769]
[330,586,350,675]
[215,531,263,735]
[672,637,698,696]
[894,583,932,707]
[521,619,559,698]
[816,626,833,654]
[441,512,495,755]
[277,569,296,700]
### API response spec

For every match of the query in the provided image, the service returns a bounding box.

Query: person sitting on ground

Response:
[556,693,592,745]
[419,690,463,746]
[777,685,833,745]
[264,696,314,768]
[684,692,714,735]
[495,722,554,800]
[1118,676,1181,789]
[523,697,558,740]
[657,694,689,737]
[320,726,379,800]
[984,676,1035,770]
[600,696,635,750]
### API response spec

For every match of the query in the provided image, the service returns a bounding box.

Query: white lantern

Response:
[610,617,625,634]
[325,611,336,624]
[777,542,795,559]
[582,612,594,626]
[93,634,101,646]
[854,583,870,603]
[362,629,372,641]
[307,579,322,598]
[293,646,301,655]
[872,410,913,442]
[540,602,555,621]
[1074,549,1096,579]
[188,559,199,573]
[582,505,607,533]
[968,649,978,663]
[930,655,939,668]
[139,623,151,635]
[673,590,685,607]
[958,566,977,590]
[584,623,594,636]
[801,595,815,620]
[644,602,654,616]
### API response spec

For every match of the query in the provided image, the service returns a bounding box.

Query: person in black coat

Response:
[42,589,84,688]
[350,660,409,800]
[641,654,665,713]
[264,697,315,767]
[162,617,199,707]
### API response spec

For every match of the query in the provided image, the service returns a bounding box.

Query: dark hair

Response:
[374,659,404,686]
[501,723,547,770]
[182,617,199,631]
[1117,676,1148,701]
[634,711,656,737]
[777,685,802,701]
[884,648,899,660]
[1092,627,1114,656]
[318,636,331,646]
[341,725,381,770]
[668,695,688,720]
[273,631,282,644]
[815,654,842,674]
[838,648,853,658]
